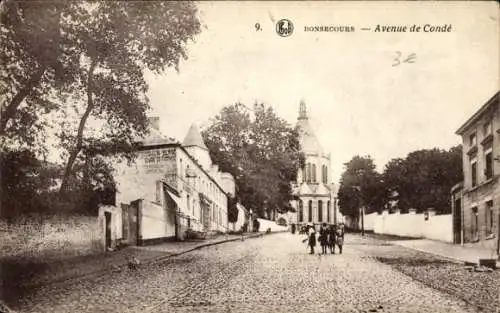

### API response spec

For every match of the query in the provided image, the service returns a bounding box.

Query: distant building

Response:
[291,101,339,227]
[454,91,499,254]
[113,117,234,245]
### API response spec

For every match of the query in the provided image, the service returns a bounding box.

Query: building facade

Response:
[114,118,233,244]
[454,91,499,255]
[292,101,336,227]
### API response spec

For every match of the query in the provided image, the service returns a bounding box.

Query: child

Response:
[336,224,344,254]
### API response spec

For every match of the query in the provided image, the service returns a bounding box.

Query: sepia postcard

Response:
[0,1,499,313]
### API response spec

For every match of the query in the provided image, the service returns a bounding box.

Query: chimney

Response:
[148,116,160,131]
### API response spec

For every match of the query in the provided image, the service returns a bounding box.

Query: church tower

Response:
[294,100,334,227]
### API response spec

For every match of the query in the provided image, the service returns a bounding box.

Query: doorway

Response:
[105,212,112,250]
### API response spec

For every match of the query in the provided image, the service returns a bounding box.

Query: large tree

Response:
[1,1,202,192]
[203,103,304,219]
[382,145,463,213]
[337,155,385,218]
[0,0,72,152]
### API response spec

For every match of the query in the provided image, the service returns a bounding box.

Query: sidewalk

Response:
[388,238,500,267]
[2,232,265,293]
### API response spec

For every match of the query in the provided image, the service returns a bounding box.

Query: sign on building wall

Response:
[142,148,177,174]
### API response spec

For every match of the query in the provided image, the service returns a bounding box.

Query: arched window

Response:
[299,200,304,222]
[327,200,331,222]
[306,163,311,183]
[324,166,328,184]
[308,200,313,222]
[312,164,317,183]
[318,200,323,222]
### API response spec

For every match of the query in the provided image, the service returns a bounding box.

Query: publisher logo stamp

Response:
[276,19,294,37]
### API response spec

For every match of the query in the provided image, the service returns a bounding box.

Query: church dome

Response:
[296,100,323,154]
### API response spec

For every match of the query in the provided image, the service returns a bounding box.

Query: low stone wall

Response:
[0,214,102,259]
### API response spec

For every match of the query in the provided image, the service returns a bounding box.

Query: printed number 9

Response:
[255,23,261,31]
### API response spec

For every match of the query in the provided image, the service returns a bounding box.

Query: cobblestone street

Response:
[12,233,498,313]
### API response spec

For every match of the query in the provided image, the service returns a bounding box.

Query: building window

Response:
[323,165,328,184]
[318,200,323,222]
[484,121,492,137]
[306,163,311,183]
[187,194,190,213]
[485,149,493,180]
[472,207,479,239]
[471,160,477,187]
[470,132,477,146]
[327,200,331,222]
[299,200,304,222]
[486,201,493,235]
[308,200,313,222]
[312,164,317,183]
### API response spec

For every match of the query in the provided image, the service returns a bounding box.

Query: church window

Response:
[306,163,311,183]
[318,200,323,222]
[308,200,313,222]
[327,201,331,222]
[299,200,304,222]
[312,164,317,183]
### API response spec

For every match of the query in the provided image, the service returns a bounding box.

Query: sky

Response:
[145,1,499,184]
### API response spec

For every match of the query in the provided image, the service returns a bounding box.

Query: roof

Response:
[183,123,208,150]
[141,128,178,147]
[296,101,324,153]
[455,91,500,135]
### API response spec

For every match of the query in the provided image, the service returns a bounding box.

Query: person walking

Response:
[328,224,337,254]
[319,223,329,254]
[336,223,345,254]
[302,225,317,254]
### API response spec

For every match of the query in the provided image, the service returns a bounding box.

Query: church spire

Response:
[298,99,308,120]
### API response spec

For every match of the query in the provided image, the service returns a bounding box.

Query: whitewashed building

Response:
[113,117,234,244]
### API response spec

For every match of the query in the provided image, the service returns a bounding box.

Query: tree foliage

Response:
[338,145,464,218]
[0,148,117,219]
[1,1,202,217]
[337,155,385,217]
[0,0,71,152]
[1,1,202,193]
[203,103,304,218]
[382,145,463,213]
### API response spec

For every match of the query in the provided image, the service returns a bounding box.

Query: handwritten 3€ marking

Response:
[392,52,417,67]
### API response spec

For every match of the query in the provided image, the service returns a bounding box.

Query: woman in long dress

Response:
[328,224,337,254]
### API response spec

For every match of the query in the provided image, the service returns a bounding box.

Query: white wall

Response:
[140,201,175,240]
[257,218,288,232]
[368,211,453,243]
[230,204,246,231]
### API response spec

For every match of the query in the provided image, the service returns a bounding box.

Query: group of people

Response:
[301,223,345,255]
